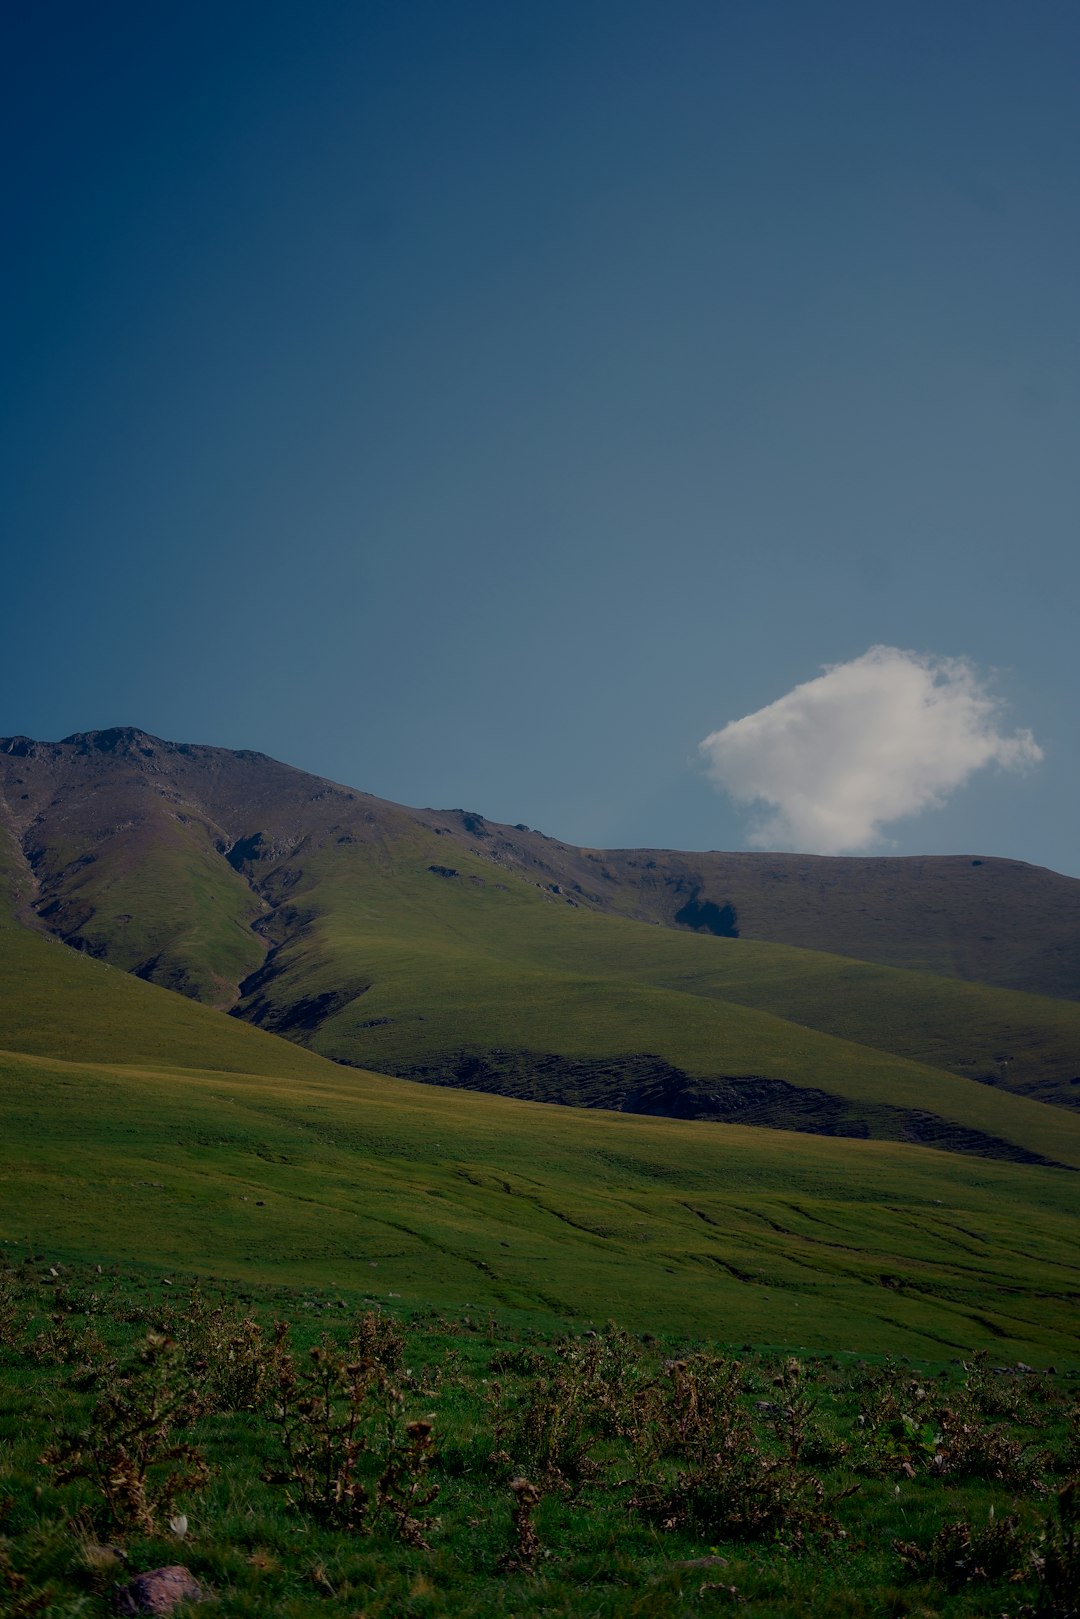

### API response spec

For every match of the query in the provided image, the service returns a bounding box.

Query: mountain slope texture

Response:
[1,727,1078,1149]
[1,726,1079,1358]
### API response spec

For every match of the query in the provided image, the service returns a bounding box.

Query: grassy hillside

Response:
[5,1040,1080,1360]
[3,730,1079,1157]
[488,836,1080,1001]
[0,934,307,1098]
[223,837,1080,1151]
[0,737,267,1005]
[2,893,1080,1360]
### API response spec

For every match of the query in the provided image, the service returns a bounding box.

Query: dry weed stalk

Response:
[40,1331,210,1533]
[377,1419,440,1547]
[502,1476,543,1573]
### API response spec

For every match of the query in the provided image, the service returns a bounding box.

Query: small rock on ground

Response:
[114,1565,205,1615]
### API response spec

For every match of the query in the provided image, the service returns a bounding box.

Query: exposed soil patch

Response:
[891,1110,1072,1162]
[970,1071,1080,1112]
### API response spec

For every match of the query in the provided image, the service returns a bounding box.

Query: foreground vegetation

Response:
[1,1251,1077,1618]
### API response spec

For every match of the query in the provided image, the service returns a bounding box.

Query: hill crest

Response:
[2,725,1077,1001]
[3,724,1080,1169]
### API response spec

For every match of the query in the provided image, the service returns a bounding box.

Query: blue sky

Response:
[3,1,1078,873]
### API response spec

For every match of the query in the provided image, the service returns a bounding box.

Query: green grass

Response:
[8,792,1080,1140]
[3,810,267,1007]
[0,888,333,1081]
[3,1035,1080,1358]
[3,776,1080,1616]
[2,876,1079,1360]
[212,839,1080,1157]
[1,1259,1077,1618]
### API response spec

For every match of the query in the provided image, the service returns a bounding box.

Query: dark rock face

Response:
[238,984,369,1035]
[225,832,266,869]
[114,1565,205,1615]
[674,890,740,937]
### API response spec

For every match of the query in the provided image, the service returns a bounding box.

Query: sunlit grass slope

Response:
[0,892,330,1082]
[6,756,1079,1126]
[230,839,1080,1153]
[2,896,1079,1361]
[42,819,267,1007]
[3,1042,1079,1361]
[0,792,265,1007]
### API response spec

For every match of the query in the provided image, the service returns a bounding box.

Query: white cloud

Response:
[698,647,1042,854]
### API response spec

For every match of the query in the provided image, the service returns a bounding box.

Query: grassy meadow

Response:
[1,911,1078,1360]
[2,815,1079,1615]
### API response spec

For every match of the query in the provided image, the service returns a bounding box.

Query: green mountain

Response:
[5,727,1078,996]
[2,883,1079,1359]
[2,726,1079,1357]
[1,727,1078,1158]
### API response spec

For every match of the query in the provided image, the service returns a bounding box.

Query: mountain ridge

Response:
[3,724,1078,999]
[2,725,1079,1158]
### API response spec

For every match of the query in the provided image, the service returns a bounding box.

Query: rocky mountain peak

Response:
[57,726,167,757]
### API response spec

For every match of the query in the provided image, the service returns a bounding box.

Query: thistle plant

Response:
[41,1330,210,1533]
[264,1342,388,1530]
[376,1419,440,1547]
[501,1476,544,1574]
